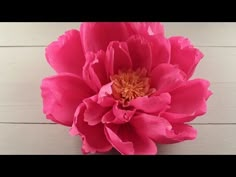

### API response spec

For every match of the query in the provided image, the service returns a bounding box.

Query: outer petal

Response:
[168,124,197,143]
[106,41,132,75]
[126,22,165,36]
[80,22,130,53]
[151,63,186,94]
[127,35,152,72]
[130,113,172,142]
[41,73,93,126]
[70,103,112,154]
[104,124,157,155]
[169,36,204,79]
[129,93,171,114]
[83,50,108,92]
[45,30,85,76]
[130,113,197,144]
[162,79,212,123]
[156,124,197,144]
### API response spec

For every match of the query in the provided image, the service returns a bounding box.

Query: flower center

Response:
[111,68,153,104]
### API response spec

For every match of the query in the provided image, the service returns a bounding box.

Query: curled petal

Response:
[45,30,85,76]
[151,63,186,94]
[102,103,135,124]
[41,73,93,126]
[130,113,197,144]
[162,79,212,123]
[129,93,171,114]
[80,22,130,53]
[70,104,112,154]
[169,36,204,79]
[104,124,157,155]
[127,35,152,72]
[126,22,165,36]
[83,50,108,92]
[83,95,110,126]
[106,41,132,75]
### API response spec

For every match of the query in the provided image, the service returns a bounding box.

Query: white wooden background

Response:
[0,22,234,154]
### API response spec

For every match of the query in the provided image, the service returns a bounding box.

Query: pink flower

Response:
[41,22,212,155]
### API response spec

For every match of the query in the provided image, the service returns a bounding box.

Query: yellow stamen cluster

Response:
[111,68,152,104]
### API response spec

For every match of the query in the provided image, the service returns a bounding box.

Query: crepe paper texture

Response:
[41,22,212,155]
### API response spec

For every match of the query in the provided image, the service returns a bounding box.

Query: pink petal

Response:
[126,23,170,68]
[70,103,112,154]
[106,41,132,75]
[151,64,186,94]
[104,124,134,155]
[129,93,171,114]
[127,35,152,72]
[45,30,85,76]
[126,22,164,36]
[112,102,136,123]
[41,73,93,126]
[169,36,204,79]
[104,124,157,155]
[83,50,108,92]
[149,34,171,68]
[97,82,116,107]
[80,22,130,53]
[130,113,197,144]
[130,113,172,142]
[170,124,197,142]
[162,79,212,123]
[157,124,197,144]
[83,95,110,126]
[101,110,115,123]
[101,103,136,124]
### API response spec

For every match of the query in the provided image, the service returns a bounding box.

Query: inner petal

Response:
[110,68,155,105]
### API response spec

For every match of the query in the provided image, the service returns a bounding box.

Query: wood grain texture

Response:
[164,22,236,46]
[0,124,81,154]
[0,23,81,46]
[0,23,236,46]
[0,124,234,154]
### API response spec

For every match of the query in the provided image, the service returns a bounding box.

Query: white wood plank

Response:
[0,47,53,85]
[0,105,52,123]
[0,124,234,154]
[164,22,236,46]
[192,82,236,124]
[158,124,236,154]
[0,23,235,46]
[0,124,81,154]
[192,47,236,83]
[0,23,81,46]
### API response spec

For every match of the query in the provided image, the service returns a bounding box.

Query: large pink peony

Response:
[41,22,212,155]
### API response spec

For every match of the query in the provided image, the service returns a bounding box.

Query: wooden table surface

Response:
[0,22,234,154]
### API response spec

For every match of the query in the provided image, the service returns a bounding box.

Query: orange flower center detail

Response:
[111,68,153,104]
